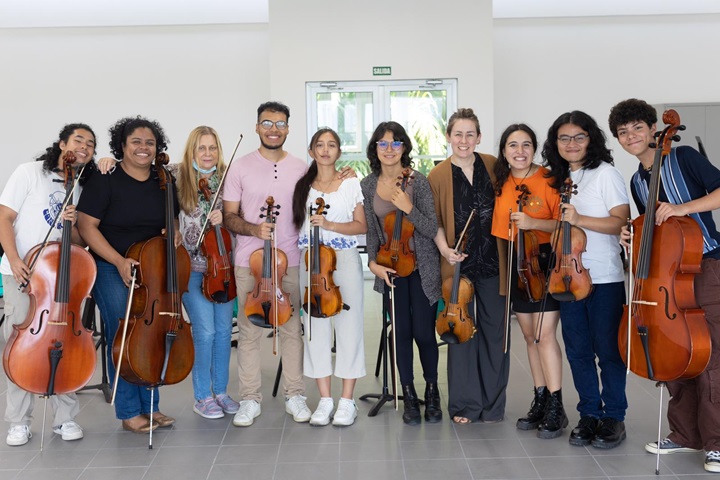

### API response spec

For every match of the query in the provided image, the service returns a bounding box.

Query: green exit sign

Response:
[373,66,391,76]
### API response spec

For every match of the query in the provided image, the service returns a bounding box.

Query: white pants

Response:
[2,275,79,429]
[300,248,366,379]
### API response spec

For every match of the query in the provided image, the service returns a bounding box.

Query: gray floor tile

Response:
[531,455,606,478]
[208,463,275,480]
[215,444,279,464]
[467,457,540,479]
[77,466,147,480]
[403,458,473,480]
[142,463,212,480]
[339,460,405,480]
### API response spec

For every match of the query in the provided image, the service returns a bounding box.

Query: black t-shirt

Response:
[77,164,179,260]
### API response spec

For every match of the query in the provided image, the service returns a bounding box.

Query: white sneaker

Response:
[6,425,31,446]
[233,400,261,427]
[52,421,84,441]
[310,398,334,426]
[285,395,311,422]
[332,398,358,426]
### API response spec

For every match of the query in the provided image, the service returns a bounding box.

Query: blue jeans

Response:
[182,271,234,401]
[92,261,159,420]
[560,281,627,421]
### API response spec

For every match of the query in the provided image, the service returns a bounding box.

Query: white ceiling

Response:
[1,0,719,28]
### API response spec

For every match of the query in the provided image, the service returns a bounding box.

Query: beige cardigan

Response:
[427,153,508,296]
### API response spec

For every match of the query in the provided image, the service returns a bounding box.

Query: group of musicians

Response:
[1,98,719,473]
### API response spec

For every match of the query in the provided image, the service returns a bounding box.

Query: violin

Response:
[303,197,344,318]
[376,168,415,277]
[515,185,545,302]
[197,178,236,304]
[3,152,97,395]
[112,153,195,386]
[245,197,293,331]
[436,209,476,344]
[548,178,592,302]
[619,109,710,381]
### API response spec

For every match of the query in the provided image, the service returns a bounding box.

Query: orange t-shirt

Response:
[491,166,560,244]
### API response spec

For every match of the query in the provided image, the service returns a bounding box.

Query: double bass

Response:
[619,109,711,381]
[303,197,344,318]
[547,178,592,302]
[436,209,476,344]
[112,153,195,387]
[376,168,415,277]
[197,178,236,304]
[3,152,97,396]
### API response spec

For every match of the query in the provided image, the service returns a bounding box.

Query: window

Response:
[306,79,458,178]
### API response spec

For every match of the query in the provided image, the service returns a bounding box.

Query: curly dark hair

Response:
[108,116,169,160]
[36,123,97,184]
[366,121,414,175]
[493,123,538,195]
[608,98,658,138]
[542,111,613,191]
[257,101,290,122]
[292,128,342,230]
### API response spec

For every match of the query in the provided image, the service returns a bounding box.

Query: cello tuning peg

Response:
[678,125,687,131]
[649,142,657,149]
[672,135,681,142]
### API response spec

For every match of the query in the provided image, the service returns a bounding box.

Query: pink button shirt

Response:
[223,149,308,267]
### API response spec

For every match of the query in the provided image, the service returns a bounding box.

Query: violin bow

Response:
[503,208,515,354]
[271,211,281,357]
[111,265,138,405]
[625,219,634,375]
[306,203,313,342]
[533,200,565,344]
[195,134,244,250]
[388,274,399,410]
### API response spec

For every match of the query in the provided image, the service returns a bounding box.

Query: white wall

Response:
[268,0,495,159]
[494,14,720,214]
[0,24,269,190]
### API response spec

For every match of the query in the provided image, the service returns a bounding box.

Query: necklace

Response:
[510,164,535,190]
[314,177,336,197]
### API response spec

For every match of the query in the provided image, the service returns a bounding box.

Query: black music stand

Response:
[360,288,399,416]
[79,297,112,403]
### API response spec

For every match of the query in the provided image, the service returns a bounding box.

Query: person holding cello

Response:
[490,123,566,439]
[361,121,442,425]
[542,110,630,449]
[98,126,241,420]
[0,123,96,446]
[77,116,177,434]
[291,127,367,426]
[428,108,508,425]
[610,98,720,472]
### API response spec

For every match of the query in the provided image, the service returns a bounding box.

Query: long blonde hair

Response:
[177,126,226,213]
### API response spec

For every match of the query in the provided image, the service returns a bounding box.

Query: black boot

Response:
[516,386,548,431]
[537,389,568,439]
[424,383,442,423]
[402,384,421,425]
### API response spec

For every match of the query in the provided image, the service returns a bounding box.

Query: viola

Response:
[303,197,344,318]
[548,178,592,302]
[436,209,476,344]
[515,185,545,302]
[376,168,415,277]
[198,178,236,304]
[3,152,97,395]
[245,196,293,330]
[619,109,710,381]
[112,152,195,386]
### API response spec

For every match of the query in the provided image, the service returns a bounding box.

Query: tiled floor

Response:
[0,281,715,479]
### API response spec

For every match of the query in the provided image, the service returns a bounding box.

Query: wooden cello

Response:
[376,168,415,277]
[197,178,236,304]
[112,153,195,387]
[436,209,476,344]
[3,152,97,395]
[619,109,711,381]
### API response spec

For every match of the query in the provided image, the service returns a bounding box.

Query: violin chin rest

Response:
[248,314,273,329]
[439,332,459,345]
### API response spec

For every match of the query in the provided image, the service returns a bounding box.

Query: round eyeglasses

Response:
[258,120,288,130]
[557,133,589,145]
[376,140,403,151]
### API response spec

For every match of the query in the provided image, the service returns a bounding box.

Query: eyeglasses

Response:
[557,133,589,145]
[376,140,404,151]
[258,120,288,130]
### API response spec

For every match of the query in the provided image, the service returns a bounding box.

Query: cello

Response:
[376,168,415,277]
[197,178,236,304]
[303,197,344,318]
[3,152,97,396]
[619,109,711,382]
[547,178,593,302]
[245,197,293,337]
[515,184,545,302]
[112,153,195,387]
[436,209,476,344]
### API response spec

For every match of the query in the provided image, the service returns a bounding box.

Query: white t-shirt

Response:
[569,161,629,284]
[298,177,363,250]
[0,162,78,275]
